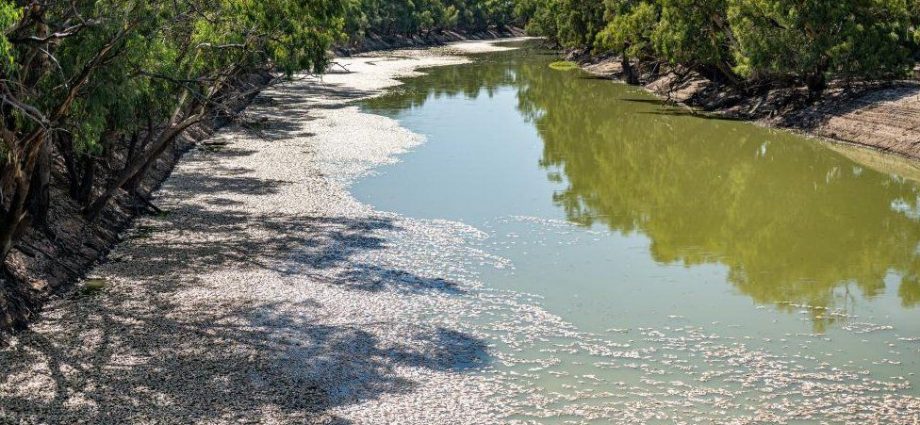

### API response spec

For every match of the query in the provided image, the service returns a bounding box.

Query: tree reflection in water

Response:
[361,42,920,331]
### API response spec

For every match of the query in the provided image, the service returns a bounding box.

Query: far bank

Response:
[576,54,920,160]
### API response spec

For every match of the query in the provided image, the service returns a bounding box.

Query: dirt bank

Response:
[580,56,920,159]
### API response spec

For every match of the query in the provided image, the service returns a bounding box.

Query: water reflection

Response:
[361,43,920,329]
[363,59,520,114]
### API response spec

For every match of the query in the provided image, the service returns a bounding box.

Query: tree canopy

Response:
[0,0,346,261]
[344,0,518,39]
[0,0,523,267]
[528,0,920,92]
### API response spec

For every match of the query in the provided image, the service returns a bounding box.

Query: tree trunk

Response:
[76,154,95,206]
[0,128,49,263]
[122,157,151,195]
[622,53,639,85]
[714,61,741,86]
[806,71,826,98]
[56,134,81,200]
[806,59,830,98]
[25,141,51,228]
[84,116,200,221]
[0,176,31,263]
[54,133,99,207]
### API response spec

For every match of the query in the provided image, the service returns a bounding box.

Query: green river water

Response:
[353,41,920,423]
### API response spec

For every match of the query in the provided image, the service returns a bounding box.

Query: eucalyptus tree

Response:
[516,0,560,40]
[0,0,345,261]
[528,0,919,92]
[1,1,141,257]
[82,0,346,220]
[727,0,916,94]
[554,0,606,48]
[519,0,604,48]
[344,0,515,38]
[652,0,739,84]
[595,0,658,84]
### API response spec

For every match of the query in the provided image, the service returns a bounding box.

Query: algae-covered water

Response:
[354,41,920,422]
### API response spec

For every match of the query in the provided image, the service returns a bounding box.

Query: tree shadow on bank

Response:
[0,297,486,423]
[0,157,487,423]
[775,82,920,130]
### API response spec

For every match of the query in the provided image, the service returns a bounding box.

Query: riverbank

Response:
[0,39,531,424]
[0,71,273,334]
[579,56,920,159]
[0,31,527,338]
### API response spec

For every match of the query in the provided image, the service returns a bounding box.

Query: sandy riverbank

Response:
[2,39,919,424]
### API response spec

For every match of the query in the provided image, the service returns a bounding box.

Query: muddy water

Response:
[354,41,920,422]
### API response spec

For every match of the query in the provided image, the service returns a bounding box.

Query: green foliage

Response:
[526,0,920,89]
[0,0,524,257]
[0,0,368,249]
[0,1,19,70]
[653,0,738,81]
[344,0,516,39]
[728,0,915,89]
[515,0,603,47]
[595,1,658,58]
[1,0,350,153]
[549,60,579,70]
[913,0,920,46]
[554,0,606,48]
[518,0,560,40]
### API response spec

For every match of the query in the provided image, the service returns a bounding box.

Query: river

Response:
[352,40,920,423]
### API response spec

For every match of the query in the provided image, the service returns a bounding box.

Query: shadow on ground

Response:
[0,122,487,423]
[0,292,485,423]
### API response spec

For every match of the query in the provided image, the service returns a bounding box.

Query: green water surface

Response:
[354,41,920,422]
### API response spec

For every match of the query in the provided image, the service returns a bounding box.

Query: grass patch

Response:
[549,61,578,71]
